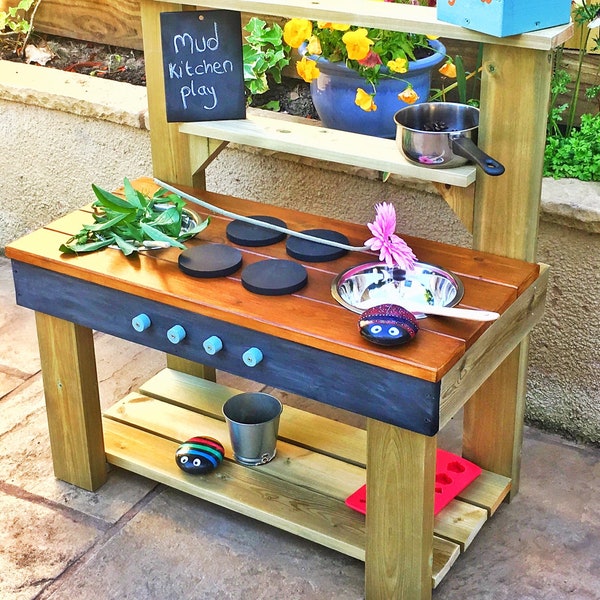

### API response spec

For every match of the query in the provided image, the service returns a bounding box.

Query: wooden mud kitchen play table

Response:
[8,179,546,596]
[7,1,572,598]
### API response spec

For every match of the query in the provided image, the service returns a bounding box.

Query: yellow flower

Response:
[387,58,408,74]
[439,60,457,78]
[342,28,374,61]
[398,86,419,104]
[296,57,321,83]
[283,18,313,48]
[355,88,377,112]
[306,35,322,55]
[426,35,439,40]
[317,22,350,31]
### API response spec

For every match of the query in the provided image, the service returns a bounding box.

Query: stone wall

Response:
[1,60,598,444]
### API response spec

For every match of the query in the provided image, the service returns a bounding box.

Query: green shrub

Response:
[544,113,600,181]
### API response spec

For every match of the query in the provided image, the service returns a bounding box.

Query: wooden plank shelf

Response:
[170,0,572,50]
[103,368,511,589]
[180,110,477,187]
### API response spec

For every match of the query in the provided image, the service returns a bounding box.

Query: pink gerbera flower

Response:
[365,202,417,271]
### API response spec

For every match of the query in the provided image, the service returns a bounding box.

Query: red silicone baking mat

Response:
[345,449,482,516]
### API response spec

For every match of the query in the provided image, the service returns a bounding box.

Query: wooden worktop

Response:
[6,178,539,383]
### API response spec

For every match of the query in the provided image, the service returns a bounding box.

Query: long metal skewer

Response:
[154,178,371,253]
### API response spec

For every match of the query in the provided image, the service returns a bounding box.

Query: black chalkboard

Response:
[160,10,245,122]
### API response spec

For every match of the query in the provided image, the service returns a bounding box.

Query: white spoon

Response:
[358,299,499,321]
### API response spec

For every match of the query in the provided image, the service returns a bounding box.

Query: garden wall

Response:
[0,60,598,445]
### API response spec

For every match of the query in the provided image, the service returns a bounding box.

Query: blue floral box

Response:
[437,0,571,38]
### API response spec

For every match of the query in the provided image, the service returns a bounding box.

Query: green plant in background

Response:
[0,0,40,54]
[243,17,291,107]
[562,0,600,135]
[0,0,34,34]
[544,1,600,180]
[544,113,600,181]
[60,179,210,255]
[546,65,572,138]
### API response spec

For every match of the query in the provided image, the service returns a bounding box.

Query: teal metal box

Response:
[437,0,571,38]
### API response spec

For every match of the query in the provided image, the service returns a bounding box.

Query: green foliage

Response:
[0,0,35,34]
[243,17,290,98]
[549,2,600,138]
[544,113,600,181]
[60,178,210,255]
[544,1,600,180]
[547,66,571,137]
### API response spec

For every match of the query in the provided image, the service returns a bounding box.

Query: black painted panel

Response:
[12,261,440,435]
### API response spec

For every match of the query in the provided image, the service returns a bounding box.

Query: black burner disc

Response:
[178,244,242,278]
[226,215,287,247]
[241,259,308,296]
[286,229,349,262]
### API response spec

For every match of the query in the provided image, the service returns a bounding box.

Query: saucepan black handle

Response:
[451,137,505,176]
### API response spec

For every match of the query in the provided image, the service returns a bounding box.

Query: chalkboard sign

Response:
[160,10,245,122]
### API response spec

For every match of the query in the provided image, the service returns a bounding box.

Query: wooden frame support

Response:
[366,420,436,598]
[462,45,552,498]
[35,313,106,491]
[140,0,227,188]
[474,45,552,261]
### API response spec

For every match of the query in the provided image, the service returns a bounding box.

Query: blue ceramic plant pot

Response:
[301,40,446,139]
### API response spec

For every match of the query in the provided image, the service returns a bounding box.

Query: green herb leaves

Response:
[59,178,210,255]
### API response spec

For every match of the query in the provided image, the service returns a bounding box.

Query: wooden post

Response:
[166,354,216,381]
[140,0,226,188]
[473,44,552,261]
[365,420,436,599]
[35,313,107,491]
[141,0,224,377]
[463,45,552,497]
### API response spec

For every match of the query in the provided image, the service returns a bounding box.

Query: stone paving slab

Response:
[0,406,157,523]
[436,429,600,600]
[38,488,366,600]
[0,489,101,600]
[0,260,41,378]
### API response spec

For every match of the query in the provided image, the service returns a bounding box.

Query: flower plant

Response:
[283,0,453,112]
[243,17,291,103]
[365,202,416,271]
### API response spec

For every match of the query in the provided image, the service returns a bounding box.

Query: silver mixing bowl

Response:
[331,261,464,317]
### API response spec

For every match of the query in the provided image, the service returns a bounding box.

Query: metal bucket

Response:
[222,392,283,466]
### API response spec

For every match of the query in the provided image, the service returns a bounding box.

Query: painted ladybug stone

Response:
[358,304,419,347]
[175,436,225,475]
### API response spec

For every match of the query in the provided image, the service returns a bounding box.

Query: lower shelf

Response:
[103,368,511,588]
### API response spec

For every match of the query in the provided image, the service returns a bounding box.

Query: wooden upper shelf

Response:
[177,0,573,50]
[180,110,477,187]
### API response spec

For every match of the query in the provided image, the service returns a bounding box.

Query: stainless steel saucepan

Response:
[394,102,505,176]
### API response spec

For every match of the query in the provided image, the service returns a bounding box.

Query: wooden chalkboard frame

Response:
[160,10,246,123]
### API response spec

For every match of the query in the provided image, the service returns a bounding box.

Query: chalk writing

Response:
[160,10,245,122]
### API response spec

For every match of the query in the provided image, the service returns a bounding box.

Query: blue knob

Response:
[203,335,223,355]
[131,313,151,332]
[242,347,263,367]
[167,325,186,344]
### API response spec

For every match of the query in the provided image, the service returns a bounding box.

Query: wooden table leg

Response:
[166,354,216,382]
[35,312,106,491]
[365,419,436,599]
[462,339,529,499]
